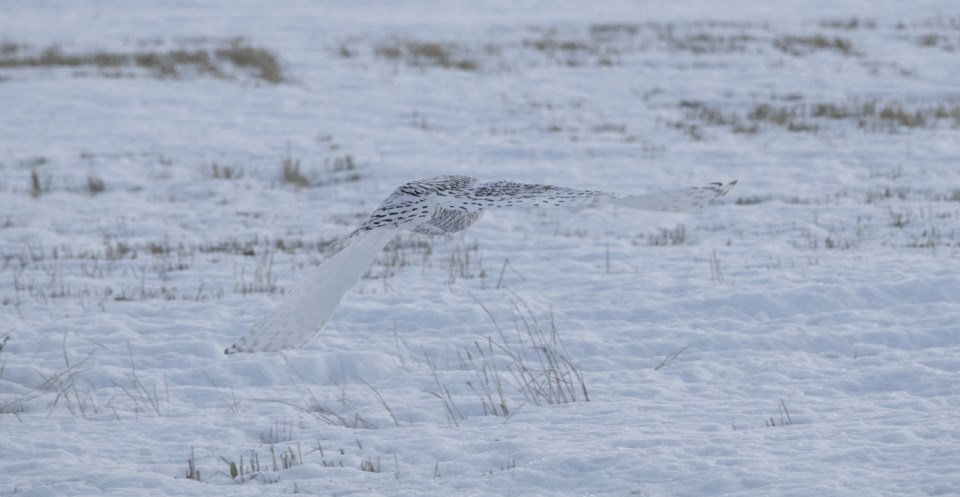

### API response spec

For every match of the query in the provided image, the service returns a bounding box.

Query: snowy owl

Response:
[225,176,736,354]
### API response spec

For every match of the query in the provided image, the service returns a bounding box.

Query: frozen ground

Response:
[2,1,959,496]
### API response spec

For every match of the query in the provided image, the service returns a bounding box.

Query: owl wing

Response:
[224,227,399,353]
[608,180,737,212]
[447,179,736,212]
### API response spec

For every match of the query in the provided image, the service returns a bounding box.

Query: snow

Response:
[2,1,960,495]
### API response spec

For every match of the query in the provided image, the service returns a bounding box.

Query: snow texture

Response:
[1,1,959,496]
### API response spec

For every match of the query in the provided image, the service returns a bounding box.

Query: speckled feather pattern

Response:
[351,175,735,238]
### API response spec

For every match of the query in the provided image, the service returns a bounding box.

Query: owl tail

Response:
[225,228,399,354]
[609,180,737,213]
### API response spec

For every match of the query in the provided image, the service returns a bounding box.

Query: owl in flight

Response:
[225,176,736,353]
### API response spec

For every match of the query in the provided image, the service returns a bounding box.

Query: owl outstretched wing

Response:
[225,177,736,353]
[224,227,399,353]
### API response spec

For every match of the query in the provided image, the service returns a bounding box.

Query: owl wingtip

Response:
[716,180,737,196]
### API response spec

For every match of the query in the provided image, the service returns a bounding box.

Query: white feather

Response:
[225,228,399,353]
[609,180,738,213]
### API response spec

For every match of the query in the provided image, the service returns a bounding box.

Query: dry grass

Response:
[589,23,641,39]
[0,46,127,68]
[674,98,960,137]
[319,155,363,186]
[86,175,105,195]
[523,34,617,66]
[278,152,364,189]
[214,42,283,83]
[773,34,857,56]
[281,156,310,188]
[636,225,688,246]
[658,30,754,54]
[30,169,42,198]
[523,38,589,53]
[0,40,282,83]
[374,40,479,71]
[362,22,866,72]
[472,294,590,407]
[133,49,221,79]
[916,34,945,48]
[0,42,22,56]
[210,162,243,179]
[819,18,876,30]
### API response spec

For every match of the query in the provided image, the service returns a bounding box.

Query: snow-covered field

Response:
[2,1,959,495]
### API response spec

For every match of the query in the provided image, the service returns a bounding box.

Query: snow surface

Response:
[2,1,959,496]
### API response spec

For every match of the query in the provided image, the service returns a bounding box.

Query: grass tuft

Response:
[234,250,278,294]
[733,399,795,430]
[281,155,310,188]
[260,419,295,444]
[654,345,690,370]
[214,42,283,83]
[210,162,243,179]
[469,293,590,409]
[374,39,479,71]
[675,98,960,137]
[819,18,876,30]
[636,225,687,246]
[30,169,43,198]
[0,42,23,56]
[2,40,281,83]
[765,399,794,427]
[773,34,856,56]
[186,447,201,481]
[360,457,381,473]
[86,175,105,195]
